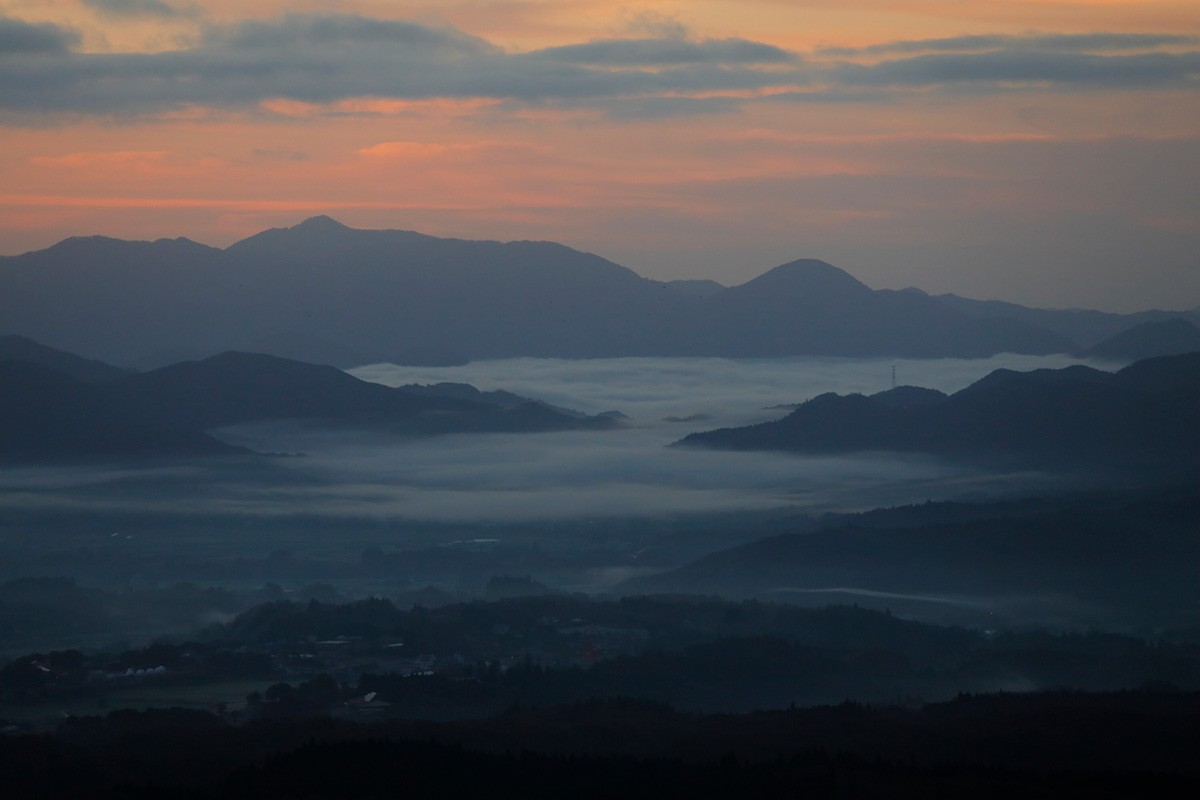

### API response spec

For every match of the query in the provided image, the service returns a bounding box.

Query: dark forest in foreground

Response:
[4,691,1197,799]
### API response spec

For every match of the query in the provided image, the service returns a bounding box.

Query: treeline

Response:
[5,595,1196,711]
[198,594,1200,715]
[3,690,1197,798]
[264,630,1197,717]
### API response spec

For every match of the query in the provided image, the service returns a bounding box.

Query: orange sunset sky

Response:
[1,0,1197,311]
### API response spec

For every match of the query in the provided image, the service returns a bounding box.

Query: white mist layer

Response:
[350,353,1110,430]
[0,355,1106,523]
[220,354,1098,520]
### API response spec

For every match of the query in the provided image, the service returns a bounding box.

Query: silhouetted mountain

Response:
[935,292,1200,348]
[0,345,616,463]
[1084,318,1200,361]
[678,259,1074,357]
[1,218,1075,367]
[107,351,617,434]
[0,361,240,463]
[393,381,605,421]
[868,385,948,408]
[216,219,682,364]
[678,353,1199,472]
[0,334,129,382]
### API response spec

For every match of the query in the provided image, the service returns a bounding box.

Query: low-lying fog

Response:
[0,354,1113,526]
[215,353,1103,521]
[352,353,1100,429]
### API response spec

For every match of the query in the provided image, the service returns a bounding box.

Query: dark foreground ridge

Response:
[2,690,1197,798]
[5,592,1197,720]
[3,593,1198,793]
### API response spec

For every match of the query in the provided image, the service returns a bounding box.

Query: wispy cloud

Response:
[622,9,690,41]
[834,50,1200,89]
[0,15,79,55]
[2,13,1195,122]
[531,37,797,66]
[82,0,196,19]
[819,32,1200,57]
[0,12,803,118]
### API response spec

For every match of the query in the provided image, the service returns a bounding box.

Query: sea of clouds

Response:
[0,354,1113,524]
[223,353,1104,520]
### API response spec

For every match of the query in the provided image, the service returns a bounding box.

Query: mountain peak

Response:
[293,215,351,232]
[737,258,871,296]
[226,215,358,255]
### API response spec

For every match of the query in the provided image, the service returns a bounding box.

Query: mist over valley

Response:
[2,342,1186,635]
[1,222,1196,796]
[4,352,1103,528]
[3,3,1199,791]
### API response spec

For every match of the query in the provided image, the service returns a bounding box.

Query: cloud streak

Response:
[533,37,798,66]
[0,13,1195,120]
[835,50,1200,89]
[819,33,1200,57]
[0,16,80,55]
[82,0,195,19]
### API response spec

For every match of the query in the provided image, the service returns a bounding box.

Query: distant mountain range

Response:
[5,216,1194,368]
[935,293,1200,350]
[1082,318,1200,361]
[678,353,1199,473]
[0,341,617,464]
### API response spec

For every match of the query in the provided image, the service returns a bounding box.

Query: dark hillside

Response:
[1085,318,1200,360]
[0,335,128,382]
[0,362,239,462]
[680,353,1199,472]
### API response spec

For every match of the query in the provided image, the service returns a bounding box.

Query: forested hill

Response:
[678,352,1200,473]
[0,344,617,464]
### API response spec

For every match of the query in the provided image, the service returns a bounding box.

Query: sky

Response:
[0,1,1197,312]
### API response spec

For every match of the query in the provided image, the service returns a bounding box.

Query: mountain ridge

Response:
[0,341,619,464]
[2,216,1190,367]
[677,352,1200,473]
[1084,318,1200,360]
[0,334,130,382]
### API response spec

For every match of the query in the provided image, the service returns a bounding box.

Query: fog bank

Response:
[0,355,1103,523]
